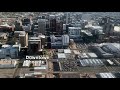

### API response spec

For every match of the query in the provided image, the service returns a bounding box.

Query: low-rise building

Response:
[0,59,18,68]
[68,27,81,41]
[0,33,8,40]
[87,53,98,59]
[0,44,19,59]
[92,46,114,58]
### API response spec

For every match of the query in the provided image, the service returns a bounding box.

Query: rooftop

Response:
[0,33,7,37]
[0,60,17,65]
[57,53,66,59]
[2,45,11,48]
[87,53,98,58]
[68,27,81,30]
[114,26,120,32]
[81,30,92,36]
[97,73,116,78]
[38,35,45,38]
[29,37,40,40]
[19,31,26,36]
[64,49,71,54]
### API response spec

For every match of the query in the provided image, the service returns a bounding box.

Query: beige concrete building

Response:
[19,31,28,48]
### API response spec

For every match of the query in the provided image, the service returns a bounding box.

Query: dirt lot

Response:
[61,73,80,78]
[0,69,15,78]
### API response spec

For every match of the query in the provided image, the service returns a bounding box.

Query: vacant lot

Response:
[0,69,15,78]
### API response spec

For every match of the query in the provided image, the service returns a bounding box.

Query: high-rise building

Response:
[63,24,66,31]
[38,35,46,49]
[68,27,81,39]
[28,36,42,53]
[38,19,46,35]
[46,20,50,35]
[22,18,31,26]
[62,34,69,46]
[23,24,31,32]
[14,20,23,31]
[50,35,56,43]
[66,12,69,24]
[56,21,63,34]
[49,15,56,32]
[103,23,114,35]
[19,31,28,48]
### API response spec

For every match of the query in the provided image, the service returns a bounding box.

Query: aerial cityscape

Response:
[0,12,120,78]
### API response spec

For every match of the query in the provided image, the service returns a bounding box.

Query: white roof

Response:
[49,15,55,19]
[23,60,31,67]
[80,59,104,66]
[0,23,11,28]
[29,37,40,40]
[85,25,103,30]
[39,35,45,38]
[85,24,92,28]
[80,53,89,58]
[114,26,120,32]
[68,27,81,30]
[107,59,114,65]
[87,53,98,58]
[34,72,42,75]
[2,45,11,48]
[12,45,19,48]
[111,43,120,50]
[14,31,24,33]
[99,73,115,78]
[91,26,103,29]
[34,66,46,70]
[57,53,66,58]
[64,49,71,54]
[81,30,92,36]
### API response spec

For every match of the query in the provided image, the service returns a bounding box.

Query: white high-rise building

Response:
[50,35,56,43]
[62,34,69,46]
[63,24,66,31]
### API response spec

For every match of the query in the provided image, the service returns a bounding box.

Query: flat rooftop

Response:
[0,33,7,37]
[0,60,18,65]
[68,27,81,30]
[57,53,66,59]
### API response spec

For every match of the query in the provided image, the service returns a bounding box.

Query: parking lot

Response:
[75,43,99,52]
[60,61,79,72]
